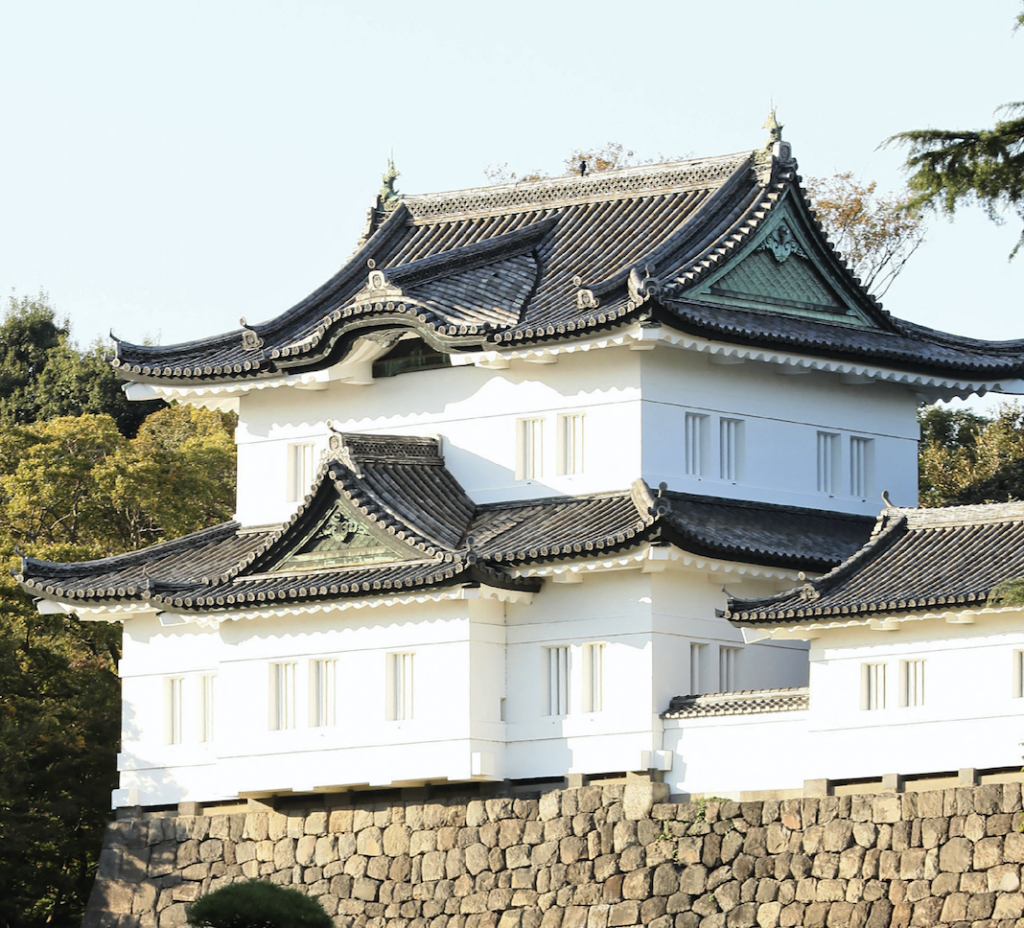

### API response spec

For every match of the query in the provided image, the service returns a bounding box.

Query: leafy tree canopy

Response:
[805,173,926,297]
[886,5,1024,257]
[0,406,237,927]
[484,142,687,185]
[918,403,1024,506]
[0,294,162,436]
[186,880,333,928]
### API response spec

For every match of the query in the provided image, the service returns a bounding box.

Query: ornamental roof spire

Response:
[378,156,402,212]
[762,107,784,149]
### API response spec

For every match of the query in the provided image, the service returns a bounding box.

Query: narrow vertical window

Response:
[310,659,337,728]
[719,418,744,482]
[582,643,604,713]
[545,646,570,716]
[900,660,925,708]
[167,677,184,744]
[557,414,585,475]
[1014,650,1024,698]
[270,662,296,730]
[287,442,316,502]
[861,663,887,710]
[199,674,215,743]
[684,413,709,477]
[719,646,740,692]
[516,418,544,479]
[690,643,708,695]
[387,652,414,721]
[817,432,840,495]
[850,437,874,498]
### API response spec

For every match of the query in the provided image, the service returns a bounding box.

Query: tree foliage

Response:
[805,173,927,297]
[0,294,162,436]
[886,6,1024,257]
[186,880,333,928]
[0,407,236,927]
[918,403,1024,506]
[484,142,686,185]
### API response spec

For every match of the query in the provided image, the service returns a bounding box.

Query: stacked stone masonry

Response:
[86,782,1024,928]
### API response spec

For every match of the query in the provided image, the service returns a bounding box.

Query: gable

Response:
[267,491,422,573]
[688,199,877,327]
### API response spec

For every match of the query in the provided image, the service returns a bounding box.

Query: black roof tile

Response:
[724,502,1024,626]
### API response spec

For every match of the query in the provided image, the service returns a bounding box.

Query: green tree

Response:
[805,173,927,297]
[187,880,333,928]
[0,294,162,436]
[918,403,1024,506]
[887,6,1024,257]
[0,407,237,928]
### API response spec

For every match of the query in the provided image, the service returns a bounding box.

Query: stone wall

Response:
[85,781,1024,928]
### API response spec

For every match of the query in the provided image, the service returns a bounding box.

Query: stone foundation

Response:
[85,781,1024,928]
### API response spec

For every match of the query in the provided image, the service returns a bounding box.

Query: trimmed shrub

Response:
[186,880,332,928]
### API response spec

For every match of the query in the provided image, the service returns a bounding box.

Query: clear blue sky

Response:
[1,0,1020,351]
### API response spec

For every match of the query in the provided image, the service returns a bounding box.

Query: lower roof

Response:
[17,434,875,616]
[724,501,1024,626]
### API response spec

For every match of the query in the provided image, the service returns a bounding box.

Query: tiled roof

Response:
[724,502,1024,626]
[108,142,1024,386]
[16,437,873,615]
[662,687,809,719]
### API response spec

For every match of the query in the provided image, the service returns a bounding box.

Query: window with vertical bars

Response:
[311,659,337,727]
[582,643,604,713]
[719,646,740,692]
[862,663,886,710]
[516,418,544,479]
[850,437,873,498]
[1015,651,1024,699]
[719,419,743,482]
[900,660,925,708]
[690,643,707,695]
[199,674,215,743]
[817,432,840,495]
[684,413,709,477]
[558,414,585,475]
[167,677,184,744]
[387,652,414,721]
[287,442,316,502]
[545,646,570,716]
[270,662,296,730]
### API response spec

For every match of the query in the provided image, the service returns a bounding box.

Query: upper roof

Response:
[16,433,873,616]
[109,134,1024,386]
[723,501,1024,627]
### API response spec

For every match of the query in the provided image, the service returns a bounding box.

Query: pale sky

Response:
[1,0,1020,353]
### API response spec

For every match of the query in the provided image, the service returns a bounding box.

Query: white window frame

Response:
[516,418,544,480]
[198,674,215,743]
[166,676,184,745]
[557,413,585,476]
[719,646,740,692]
[861,662,887,711]
[817,432,841,496]
[310,658,337,728]
[719,418,744,482]
[850,436,874,499]
[386,652,414,721]
[684,413,710,478]
[287,442,317,503]
[545,645,570,716]
[690,642,708,696]
[270,662,297,731]
[900,659,925,708]
[582,642,604,713]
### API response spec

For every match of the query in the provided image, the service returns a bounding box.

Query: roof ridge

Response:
[402,153,753,222]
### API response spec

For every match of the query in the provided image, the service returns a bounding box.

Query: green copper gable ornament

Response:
[761,109,792,163]
[378,157,402,212]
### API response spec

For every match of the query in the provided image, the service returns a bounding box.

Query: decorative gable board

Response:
[689,197,876,327]
[264,488,423,574]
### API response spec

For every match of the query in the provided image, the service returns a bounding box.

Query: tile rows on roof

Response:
[662,687,810,719]
[725,502,1024,626]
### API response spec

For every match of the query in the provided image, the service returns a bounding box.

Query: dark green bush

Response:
[186,880,333,928]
